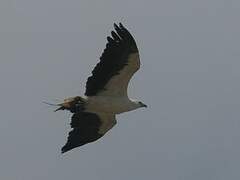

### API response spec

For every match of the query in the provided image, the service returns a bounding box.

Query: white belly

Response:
[85,96,137,114]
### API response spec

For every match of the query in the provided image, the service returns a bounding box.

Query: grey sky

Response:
[0,0,240,179]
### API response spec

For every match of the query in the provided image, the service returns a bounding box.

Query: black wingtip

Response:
[119,22,124,28]
[113,23,118,28]
[61,149,67,154]
[111,31,121,41]
[61,145,70,154]
[113,22,124,28]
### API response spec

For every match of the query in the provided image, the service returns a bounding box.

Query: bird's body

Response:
[86,96,141,114]
[52,23,146,153]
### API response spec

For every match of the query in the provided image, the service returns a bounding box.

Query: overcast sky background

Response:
[0,0,240,179]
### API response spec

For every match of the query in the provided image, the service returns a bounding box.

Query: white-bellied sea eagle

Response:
[50,23,147,153]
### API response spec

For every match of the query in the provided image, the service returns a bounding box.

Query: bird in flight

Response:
[52,23,147,153]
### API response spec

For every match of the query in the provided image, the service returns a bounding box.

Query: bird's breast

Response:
[85,96,136,114]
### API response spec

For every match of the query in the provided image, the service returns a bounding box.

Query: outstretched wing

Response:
[61,112,116,153]
[85,23,140,97]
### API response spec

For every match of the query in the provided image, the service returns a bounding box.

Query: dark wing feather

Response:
[61,112,103,153]
[85,23,138,96]
[61,112,116,153]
